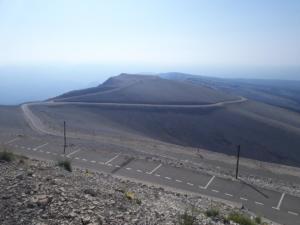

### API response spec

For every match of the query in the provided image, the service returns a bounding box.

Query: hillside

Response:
[0,157,249,225]
[53,73,237,104]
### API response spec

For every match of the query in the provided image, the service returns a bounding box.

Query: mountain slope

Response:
[53,73,238,104]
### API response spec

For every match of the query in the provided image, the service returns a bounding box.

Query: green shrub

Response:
[0,150,15,162]
[178,211,196,225]
[57,159,72,172]
[228,212,256,225]
[205,208,219,218]
[255,216,262,224]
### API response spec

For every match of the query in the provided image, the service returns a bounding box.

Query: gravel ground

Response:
[0,157,259,225]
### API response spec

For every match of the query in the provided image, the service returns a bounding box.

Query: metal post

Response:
[63,121,66,154]
[235,145,241,179]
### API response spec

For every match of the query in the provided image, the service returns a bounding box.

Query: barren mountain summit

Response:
[53,73,237,104]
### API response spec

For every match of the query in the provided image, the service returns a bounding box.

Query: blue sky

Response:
[0,0,299,69]
[0,0,300,104]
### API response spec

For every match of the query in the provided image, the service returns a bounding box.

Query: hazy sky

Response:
[0,0,300,105]
[0,0,299,69]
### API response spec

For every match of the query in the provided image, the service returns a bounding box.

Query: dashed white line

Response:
[115,165,120,168]
[225,193,233,197]
[21,146,25,149]
[288,211,298,216]
[240,197,248,201]
[82,158,87,162]
[90,160,96,163]
[165,176,171,180]
[147,163,162,175]
[5,138,19,144]
[212,189,219,193]
[155,174,161,177]
[255,201,264,206]
[33,143,48,151]
[98,161,105,165]
[53,153,58,156]
[66,149,81,158]
[137,169,143,173]
[273,193,285,210]
[74,157,80,160]
[46,151,50,154]
[105,153,120,165]
[187,182,194,186]
[126,167,132,170]
[176,179,182,183]
[27,148,31,150]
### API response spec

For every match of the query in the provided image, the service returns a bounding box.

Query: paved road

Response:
[3,135,300,225]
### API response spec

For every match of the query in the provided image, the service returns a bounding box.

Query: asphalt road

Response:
[2,134,300,225]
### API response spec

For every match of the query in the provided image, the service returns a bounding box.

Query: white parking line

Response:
[212,189,219,193]
[66,149,81,158]
[105,153,120,165]
[5,138,19,144]
[255,201,264,206]
[147,163,162,175]
[240,197,248,201]
[202,175,216,189]
[273,193,285,210]
[33,143,48,151]
[225,193,233,197]
[288,211,298,216]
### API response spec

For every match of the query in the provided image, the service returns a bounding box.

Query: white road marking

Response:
[105,153,120,165]
[5,138,19,144]
[202,175,216,190]
[176,179,182,183]
[82,158,87,161]
[98,161,105,165]
[147,163,162,175]
[212,189,219,193]
[255,201,264,206]
[60,154,65,157]
[39,150,44,153]
[21,146,25,149]
[165,176,171,180]
[273,193,285,210]
[187,182,194,186]
[126,167,132,170]
[91,160,96,163]
[115,165,120,168]
[137,169,143,173]
[288,211,298,216]
[33,143,48,151]
[155,174,161,177]
[240,197,248,201]
[66,149,81,158]
[53,153,58,156]
[75,157,80,160]
[46,151,50,154]
[225,193,233,197]
[27,148,31,150]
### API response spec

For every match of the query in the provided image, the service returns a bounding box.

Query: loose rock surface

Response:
[0,158,253,225]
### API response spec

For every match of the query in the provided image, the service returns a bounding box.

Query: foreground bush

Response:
[57,159,72,172]
[205,208,219,218]
[0,150,15,162]
[178,211,196,225]
[228,212,257,225]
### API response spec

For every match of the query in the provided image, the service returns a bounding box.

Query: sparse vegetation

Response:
[178,211,196,225]
[255,216,262,224]
[0,150,15,162]
[228,212,257,225]
[57,159,72,172]
[205,208,219,218]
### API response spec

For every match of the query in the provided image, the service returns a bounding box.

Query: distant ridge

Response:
[53,73,237,104]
